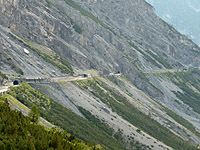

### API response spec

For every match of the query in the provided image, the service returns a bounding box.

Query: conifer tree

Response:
[28,104,39,123]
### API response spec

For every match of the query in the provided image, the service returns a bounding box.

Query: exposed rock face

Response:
[0,0,200,149]
[73,0,200,67]
[0,76,3,85]
[1,0,200,73]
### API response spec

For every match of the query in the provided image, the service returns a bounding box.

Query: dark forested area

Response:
[0,97,102,150]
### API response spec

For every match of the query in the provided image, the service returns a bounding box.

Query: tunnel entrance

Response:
[13,80,19,85]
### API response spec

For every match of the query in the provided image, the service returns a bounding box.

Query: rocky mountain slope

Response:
[1,0,200,149]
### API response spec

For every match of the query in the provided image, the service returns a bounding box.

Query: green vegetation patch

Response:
[79,107,150,150]
[128,42,162,68]
[0,71,8,80]
[146,49,172,69]
[71,20,84,34]
[0,97,101,150]
[9,33,73,75]
[77,78,198,150]
[137,72,163,94]
[4,56,24,75]
[8,82,51,109]
[8,82,127,150]
[46,0,83,34]
[129,41,172,69]
[162,106,200,138]
[158,69,200,115]
[106,73,200,138]
[63,0,117,36]
[3,94,29,111]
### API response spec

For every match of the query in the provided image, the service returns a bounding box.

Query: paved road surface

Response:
[0,69,181,95]
[0,86,9,95]
[143,69,183,74]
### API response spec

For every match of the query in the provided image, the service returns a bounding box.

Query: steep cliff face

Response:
[72,0,200,67]
[1,0,200,149]
[1,0,200,72]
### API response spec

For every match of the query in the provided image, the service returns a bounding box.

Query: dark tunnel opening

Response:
[13,80,19,85]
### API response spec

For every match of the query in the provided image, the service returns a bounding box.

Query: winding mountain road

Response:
[143,69,183,74]
[0,86,8,96]
[0,68,186,96]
